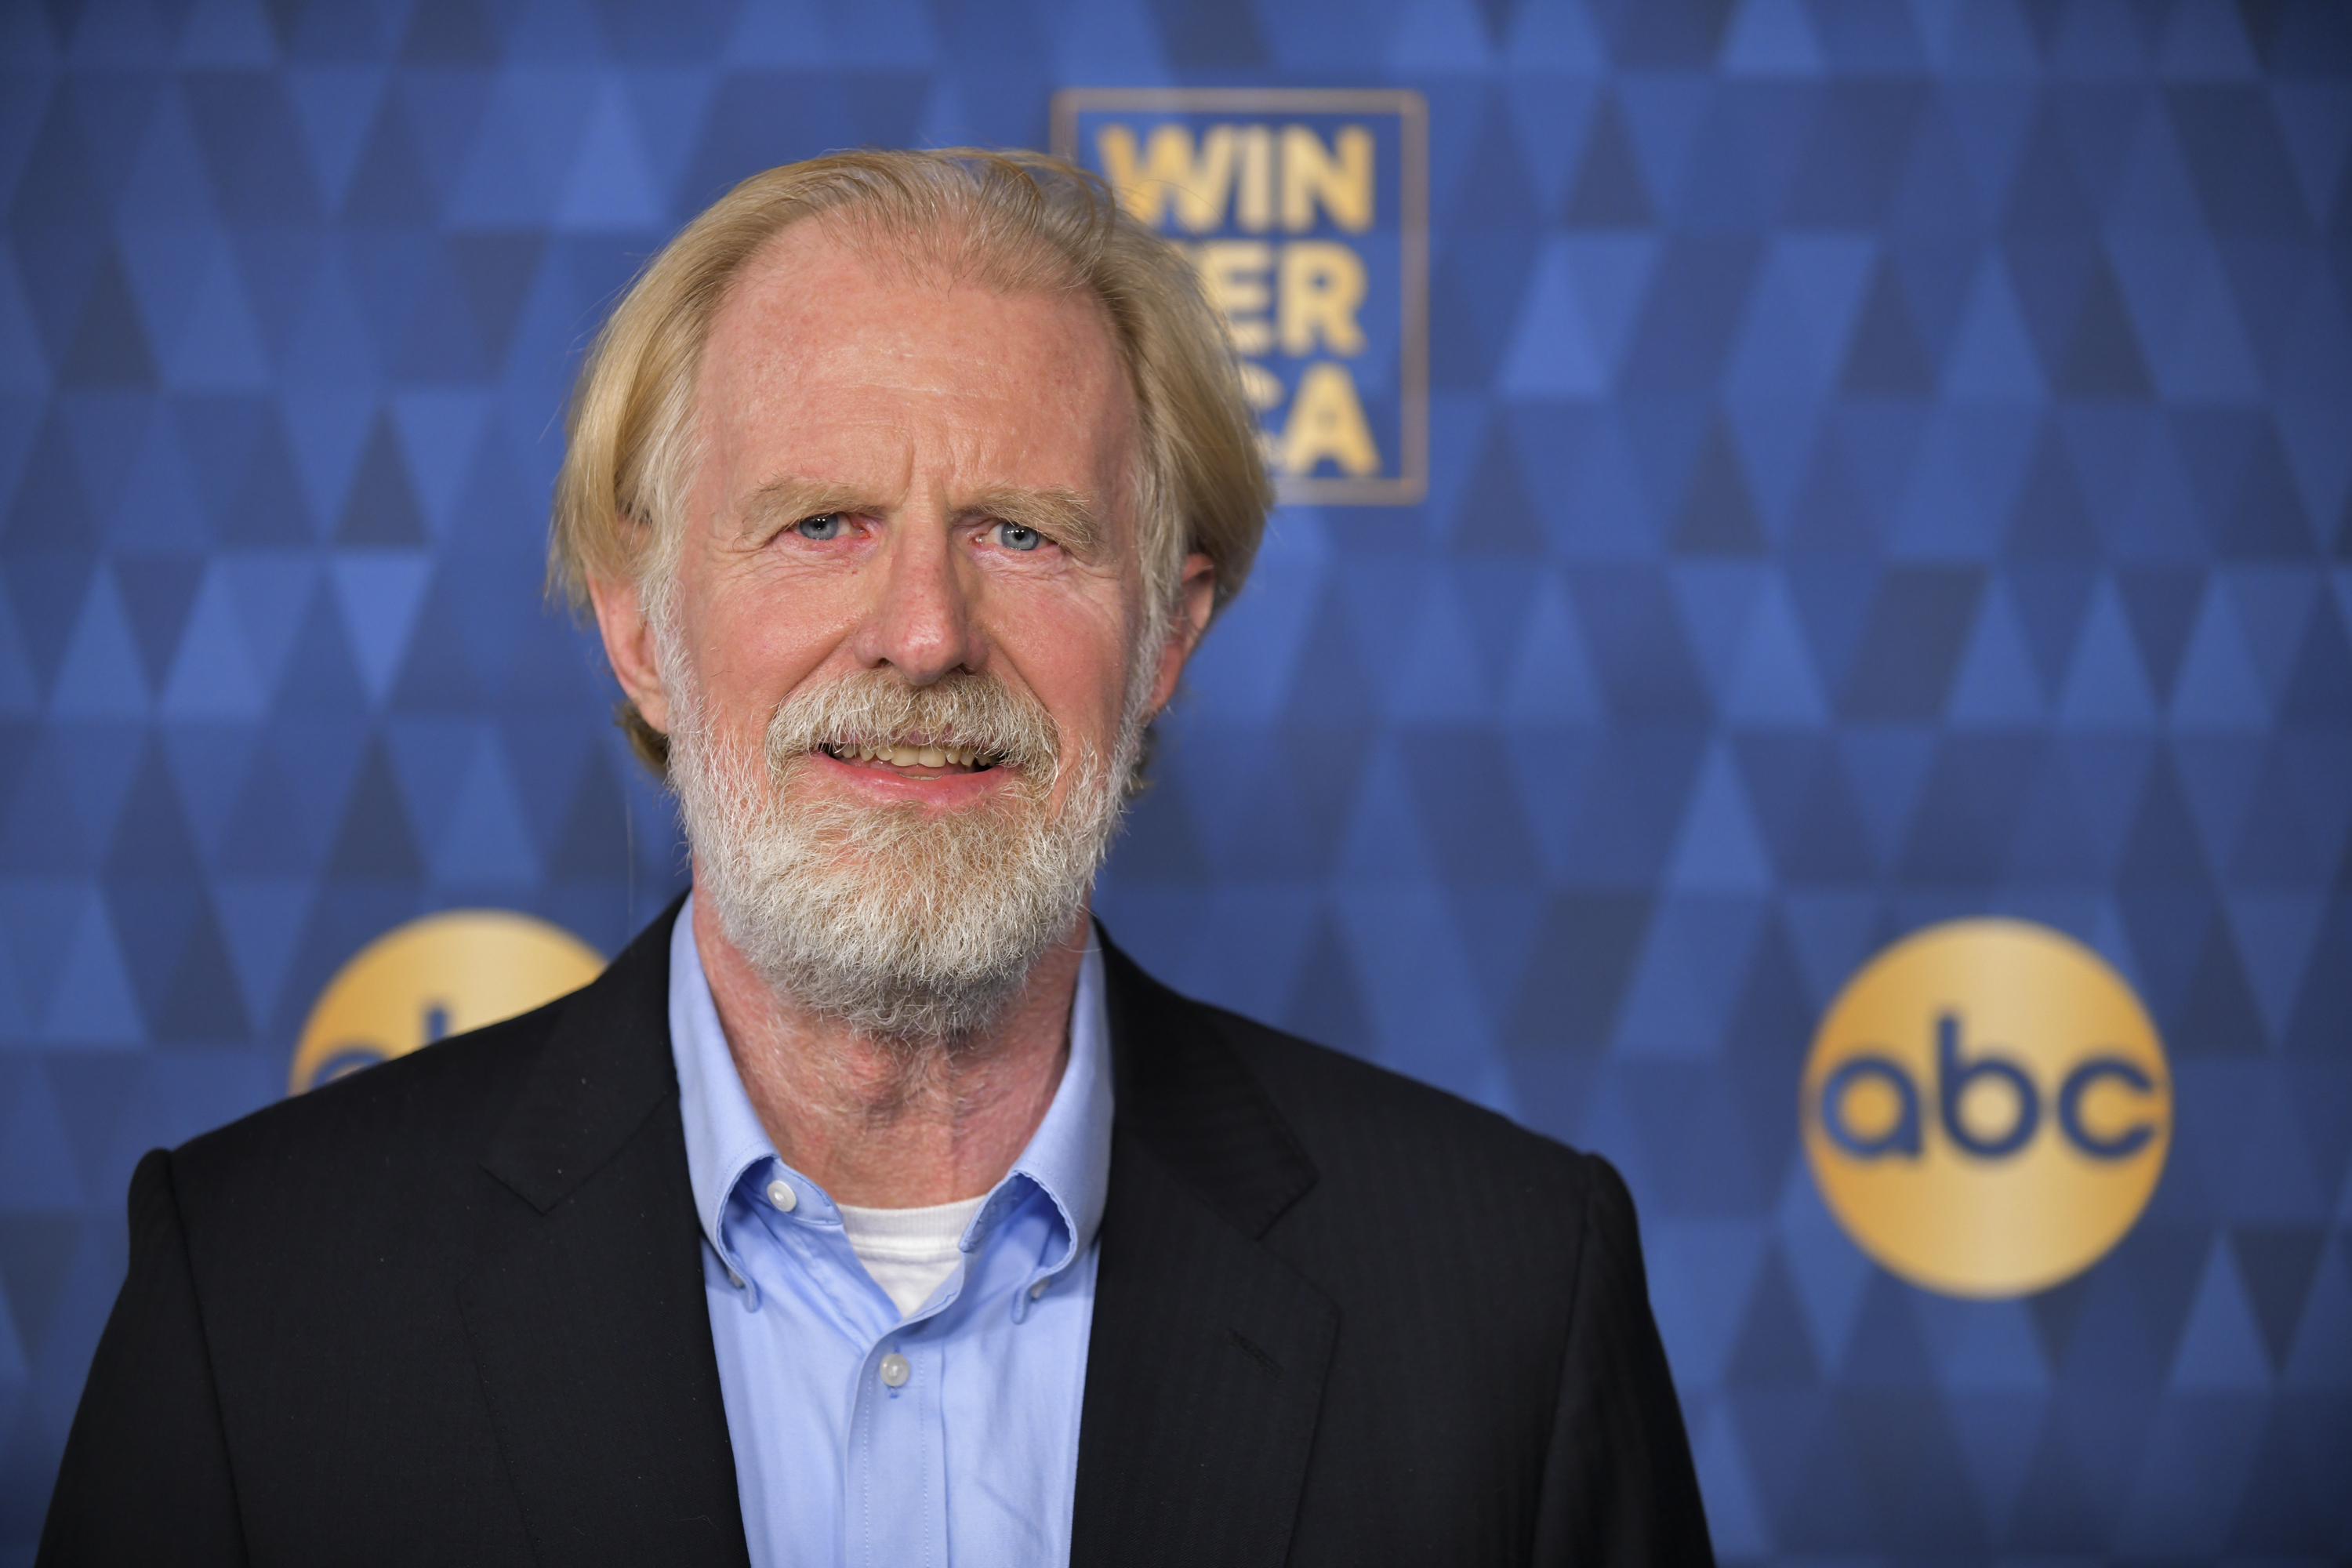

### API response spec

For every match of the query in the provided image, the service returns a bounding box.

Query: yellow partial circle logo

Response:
[290,910,604,1094]
[1802,918,2170,1298]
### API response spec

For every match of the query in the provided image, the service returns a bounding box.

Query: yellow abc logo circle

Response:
[1801,918,2170,1298]
[290,910,604,1094]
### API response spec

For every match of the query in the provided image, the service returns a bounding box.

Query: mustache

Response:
[762,670,1061,775]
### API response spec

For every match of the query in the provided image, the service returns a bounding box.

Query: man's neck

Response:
[690,892,1086,1209]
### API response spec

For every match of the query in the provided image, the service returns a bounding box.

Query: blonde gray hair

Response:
[547,147,1274,774]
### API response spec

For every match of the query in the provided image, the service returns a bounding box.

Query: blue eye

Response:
[993,522,1044,553]
[794,514,844,541]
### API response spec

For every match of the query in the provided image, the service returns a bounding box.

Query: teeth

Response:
[833,742,996,769]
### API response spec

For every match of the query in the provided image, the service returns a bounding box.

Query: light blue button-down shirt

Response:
[667,898,1112,1568]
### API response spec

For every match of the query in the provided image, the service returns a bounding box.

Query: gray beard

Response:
[666,659,1147,1047]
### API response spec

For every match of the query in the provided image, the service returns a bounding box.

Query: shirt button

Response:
[878,1353,910,1388]
[766,1179,797,1213]
[1029,1279,1049,1301]
[727,1269,744,1290]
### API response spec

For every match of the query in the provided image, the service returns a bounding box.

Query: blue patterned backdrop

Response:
[3,0,2349,1560]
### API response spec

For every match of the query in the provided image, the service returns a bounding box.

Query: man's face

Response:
[594,223,1211,1039]
[660,223,1161,823]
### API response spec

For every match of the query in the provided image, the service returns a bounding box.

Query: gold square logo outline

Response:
[1051,87,1430,508]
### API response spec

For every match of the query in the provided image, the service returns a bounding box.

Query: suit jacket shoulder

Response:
[168,991,554,1237]
[41,906,749,1568]
[1203,987,1594,1200]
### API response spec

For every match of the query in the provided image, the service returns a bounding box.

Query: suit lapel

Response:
[463,902,750,1567]
[1071,939,1338,1568]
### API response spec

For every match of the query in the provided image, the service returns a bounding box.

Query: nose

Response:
[849,513,984,685]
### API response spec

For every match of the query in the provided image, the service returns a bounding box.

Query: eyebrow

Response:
[738,476,877,539]
[965,485,1104,557]
[738,475,1107,557]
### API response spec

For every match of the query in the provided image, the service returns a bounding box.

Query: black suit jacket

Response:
[41,906,1710,1566]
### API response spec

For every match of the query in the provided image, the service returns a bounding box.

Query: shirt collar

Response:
[667,894,1113,1277]
[996,922,1112,1273]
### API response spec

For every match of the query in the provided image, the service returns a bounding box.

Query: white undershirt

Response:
[835,1193,991,1317]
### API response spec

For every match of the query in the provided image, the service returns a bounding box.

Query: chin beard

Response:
[666,660,1147,1049]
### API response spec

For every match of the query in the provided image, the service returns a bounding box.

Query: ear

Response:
[1144,552,1218,718]
[587,572,672,735]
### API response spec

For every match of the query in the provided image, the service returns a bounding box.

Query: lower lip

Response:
[805,749,1021,805]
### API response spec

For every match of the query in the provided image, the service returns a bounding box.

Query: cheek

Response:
[673,572,841,731]
[1007,599,1145,747]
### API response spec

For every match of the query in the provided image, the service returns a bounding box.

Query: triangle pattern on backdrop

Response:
[2,0,2347,1560]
